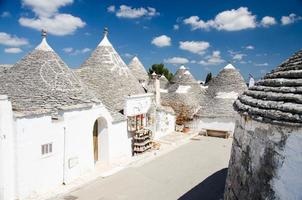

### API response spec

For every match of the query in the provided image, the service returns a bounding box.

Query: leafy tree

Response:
[205,72,212,85]
[148,63,173,81]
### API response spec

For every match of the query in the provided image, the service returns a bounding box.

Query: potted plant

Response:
[175,105,190,133]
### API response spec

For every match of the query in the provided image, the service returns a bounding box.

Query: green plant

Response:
[148,63,173,81]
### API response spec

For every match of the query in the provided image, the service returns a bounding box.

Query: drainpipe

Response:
[62,127,66,185]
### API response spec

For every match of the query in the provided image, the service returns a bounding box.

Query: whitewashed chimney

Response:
[152,72,161,106]
[248,74,255,88]
[0,95,16,200]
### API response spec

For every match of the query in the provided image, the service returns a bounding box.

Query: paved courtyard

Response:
[54,136,233,200]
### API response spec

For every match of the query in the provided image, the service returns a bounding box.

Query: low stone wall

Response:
[224,115,302,200]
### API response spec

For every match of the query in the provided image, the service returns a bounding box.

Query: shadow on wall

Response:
[179,168,228,200]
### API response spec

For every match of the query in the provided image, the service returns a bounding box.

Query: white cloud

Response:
[1,11,11,18]
[179,41,210,54]
[281,13,302,25]
[0,32,29,47]
[151,35,171,47]
[233,53,246,60]
[20,0,85,36]
[164,57,189,65]
[63,47,91,55]
[183,16,209,30]
[173,24,179,30]
[254,62,269,66]
[4,47,23,53]
[22,0,73,17]
[184,7,256,31]
[213,7,256,31]
[81,48,91,53]
[112,5,159,19]
[239,60,247,64]
[245,45,254,50]
[199,51,225,65]
[124,53,134,58]
[19,14,85,36]
[63,47,73,53]
[228,50,246,61]
[107,5,115,13]
[260,16,277,27]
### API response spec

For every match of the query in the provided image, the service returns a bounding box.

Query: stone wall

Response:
[224,115,302,200]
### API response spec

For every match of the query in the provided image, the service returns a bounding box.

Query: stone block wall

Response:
[224,115,302,200]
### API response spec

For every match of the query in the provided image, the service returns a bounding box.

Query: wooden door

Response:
[93,120,98,162]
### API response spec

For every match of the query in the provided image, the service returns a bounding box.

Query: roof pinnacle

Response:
[103,27,109,37]
[41,29,47,38]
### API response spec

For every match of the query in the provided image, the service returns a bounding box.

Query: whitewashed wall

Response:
[224,115,302,200]
[0,96,15,200]
[191,117,235,135]
[108,121,132,161]
[5,103,131,200]
[273,131,302,200]
[154,110,175,140]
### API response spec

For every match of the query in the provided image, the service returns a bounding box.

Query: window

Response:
[41,143,52,155]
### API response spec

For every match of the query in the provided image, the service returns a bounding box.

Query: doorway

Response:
[92,117,108,163]
[93,120,98,162]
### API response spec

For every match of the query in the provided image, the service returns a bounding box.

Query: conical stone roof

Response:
[0,32,99,117]
[207,64,247,97]
[145,74,169,93]
[235,49,302,125]
[162,67,205,118]
[159,75,169,89]
[196,64,247,118]
[76,28,145,112]
[128,56,148,82]
[170,65,196,84]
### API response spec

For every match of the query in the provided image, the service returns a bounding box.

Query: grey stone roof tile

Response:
[128,56,148,82]
[0,37,100,116]
[196,64,247,118]
[234,49,302,125]
[76,31,145,112]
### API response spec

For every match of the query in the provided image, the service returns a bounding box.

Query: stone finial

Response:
[151,72,157,79]
[103,27,109,37]
[41,29,47,38]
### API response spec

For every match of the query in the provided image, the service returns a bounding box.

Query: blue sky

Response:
[0,0,301,80]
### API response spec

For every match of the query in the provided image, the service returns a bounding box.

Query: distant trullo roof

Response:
[162,66,205,118]
[206,63,247,97]
[196,64,247,118]
[235,49,302,126]
[159,75,169,89]
[76,28,145,112]
[170,65,196,84]
[145,74,169,93]
[0,31,99,117]
[128,56,148,82]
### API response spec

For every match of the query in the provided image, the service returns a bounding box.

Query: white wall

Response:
[0,96,15,200]
[273,131,302,200]
[108,121,132,161]
[154,110,175,140]
[191,117,235,134]
[12,104,121,199]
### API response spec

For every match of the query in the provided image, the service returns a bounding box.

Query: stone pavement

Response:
[49,134,232,200]
[36,131,197,200]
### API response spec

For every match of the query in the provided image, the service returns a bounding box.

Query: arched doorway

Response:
[92,117,108,163]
